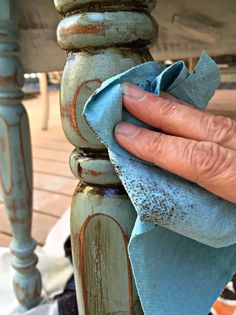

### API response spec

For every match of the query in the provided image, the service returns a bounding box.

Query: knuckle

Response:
[154,97,178,118]
[204,114,236,144]
[191,141,229,181]
[146,132,165,163]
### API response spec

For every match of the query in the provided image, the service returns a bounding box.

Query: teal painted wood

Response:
[55,0,157,15]
[54,0,158,313]
[0,0,42,310]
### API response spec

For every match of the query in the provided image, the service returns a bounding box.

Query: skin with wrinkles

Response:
[114,83,236,203]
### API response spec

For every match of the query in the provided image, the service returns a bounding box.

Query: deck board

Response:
[33,190,73,217]
[0,204,58,246]
[32,147,70,163]
[33,158,74,178]
[32,138,73,151]
[0,233,12,247]
[34,172,77,195]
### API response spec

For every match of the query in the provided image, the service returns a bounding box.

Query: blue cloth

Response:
[84,52,236,314]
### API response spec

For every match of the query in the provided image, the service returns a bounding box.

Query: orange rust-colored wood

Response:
[61,79,102,142]
[60,24,106,37]
[19,112,33,193]
[0,115,13,196]
[81,169,104,177]
[0,75,17,84]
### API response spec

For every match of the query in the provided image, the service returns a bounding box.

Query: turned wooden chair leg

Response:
[0,0,42,310]
[39,72,50,131]
[54,1,158,313]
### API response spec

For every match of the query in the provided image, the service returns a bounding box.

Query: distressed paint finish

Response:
[54,0,158,313]
[57,12,157,50]
[80,213,133,314]
[0,0,41,310]
[55,0,157,15]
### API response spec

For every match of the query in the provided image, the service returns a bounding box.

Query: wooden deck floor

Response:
[0,89,77,247]
[0,88,235,248]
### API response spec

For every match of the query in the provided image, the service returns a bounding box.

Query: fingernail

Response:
[122,83,146,99]
[115,122,139,137]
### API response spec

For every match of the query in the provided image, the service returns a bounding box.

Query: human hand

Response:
[114,83,236,203]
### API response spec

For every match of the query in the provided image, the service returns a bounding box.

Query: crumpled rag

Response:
[84,52,236,315]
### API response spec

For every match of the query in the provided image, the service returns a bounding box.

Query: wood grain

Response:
[33,158,73,178]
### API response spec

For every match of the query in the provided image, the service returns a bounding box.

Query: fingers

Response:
[122,83,236,150]
[115,122,236,203]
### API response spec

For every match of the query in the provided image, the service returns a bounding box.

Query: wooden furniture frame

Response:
[54,1,158,313]
[1,0,236,314]
[0,0,42,309]
[9,0,236,313]
[0,0,158,313]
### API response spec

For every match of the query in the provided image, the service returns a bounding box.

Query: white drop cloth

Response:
[0,209,72,315]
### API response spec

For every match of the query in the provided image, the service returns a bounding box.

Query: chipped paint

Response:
[54,0,157,313]
[81,168,103,177]
[0,2,42,310]
[0,75,17,84]
[61,79,102,143]
[79,213,133,314]
[60,23,106,37]
[57,12,157,50]
[0,115,13,195]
